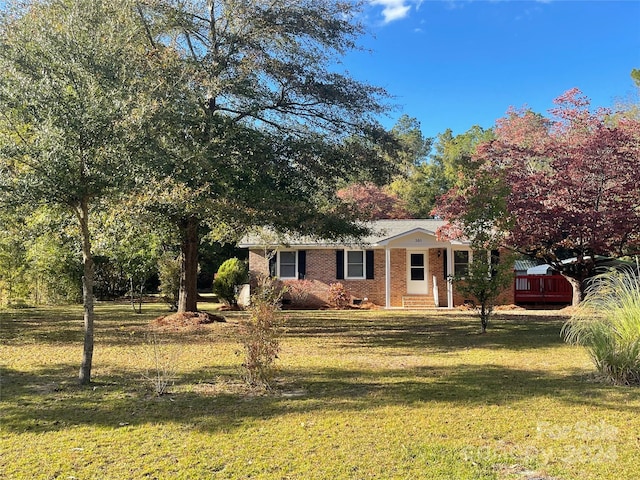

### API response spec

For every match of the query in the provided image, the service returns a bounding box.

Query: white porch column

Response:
[446,246,454,309]
[385,247,391,308]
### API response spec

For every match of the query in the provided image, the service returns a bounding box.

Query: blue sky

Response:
[346,0,640,138]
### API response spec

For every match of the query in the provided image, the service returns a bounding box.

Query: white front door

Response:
[407,251,429,294]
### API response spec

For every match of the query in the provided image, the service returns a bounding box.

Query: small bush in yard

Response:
[158,253,180,311]
[140,332,182,396]
[328,282,350,309]
[213,258,248,307]
[239,275,287,389]
[562,268,640,385]
[287,279,313,307]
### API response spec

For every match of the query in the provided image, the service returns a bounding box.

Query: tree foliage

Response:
[133,0,399,312]
[454,250,513,333]
[436,89,640,304]
[336,182,412,220]
[390,125,493,218]
[213,258,248,307]
[158,253,181,311]
[632,68,640,88]
[0,0,171,383]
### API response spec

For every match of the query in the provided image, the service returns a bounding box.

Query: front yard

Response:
[1,304,638,479]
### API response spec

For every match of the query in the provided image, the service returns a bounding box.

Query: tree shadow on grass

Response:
[2,359,636,436]
[284,312,568,352]
[4,307,634,438]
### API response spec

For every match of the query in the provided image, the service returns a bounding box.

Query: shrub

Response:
[158,253,181,311]
[562,268,640,385]
[213,258,248,307]
[328,282,350,309]
[139,332,182,396]
[287,279,313,307]
[238,275,287,389]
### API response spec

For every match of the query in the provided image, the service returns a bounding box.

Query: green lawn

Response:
[1,304,638,479]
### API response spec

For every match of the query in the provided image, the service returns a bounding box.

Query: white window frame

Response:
[278,250,298,279]
[345,249,366,280]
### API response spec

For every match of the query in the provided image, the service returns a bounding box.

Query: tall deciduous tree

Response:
[137,0,398,312]
[0,0,172,383]
[436,89,640,304]
[390,124,493,219]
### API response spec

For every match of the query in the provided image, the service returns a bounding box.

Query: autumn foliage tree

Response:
[336,182,412,220]
[436,89,640,304]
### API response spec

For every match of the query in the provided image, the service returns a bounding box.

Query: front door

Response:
[407,251,429,294]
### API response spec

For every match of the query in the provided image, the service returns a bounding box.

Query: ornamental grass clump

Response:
[239,275,287,389]
[562,268,640,385]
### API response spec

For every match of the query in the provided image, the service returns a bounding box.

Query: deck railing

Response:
[514,275,573,304]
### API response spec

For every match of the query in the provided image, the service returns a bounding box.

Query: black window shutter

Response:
[269,252,277,278]
[298,250,306,279]
[442,249,448,280]
[336,249,344,280]
[365,250,375,279]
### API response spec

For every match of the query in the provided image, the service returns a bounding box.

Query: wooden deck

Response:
[514,275,573,304]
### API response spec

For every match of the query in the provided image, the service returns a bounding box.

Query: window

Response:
[336,250,374,280]
[454,250,470,276]
[279,251,297,279]
[346,250,365,279]
[410,253,425,281]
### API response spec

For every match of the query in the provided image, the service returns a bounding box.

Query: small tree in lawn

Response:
[239,275,287,390]
[0,0,174,384]
[213,258,248,308]
[454,250,514,334]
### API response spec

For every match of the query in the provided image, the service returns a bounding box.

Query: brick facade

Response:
[243,220,516,309]
[247,246,514,309]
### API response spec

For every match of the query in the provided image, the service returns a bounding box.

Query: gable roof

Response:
[239,219,467,248]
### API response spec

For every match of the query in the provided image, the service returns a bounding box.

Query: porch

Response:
[380,226,469,309]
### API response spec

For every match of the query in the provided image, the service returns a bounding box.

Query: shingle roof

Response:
[239,219,453,248]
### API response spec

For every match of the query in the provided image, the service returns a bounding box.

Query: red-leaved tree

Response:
[435,89,640,304]
[337,182,413,220]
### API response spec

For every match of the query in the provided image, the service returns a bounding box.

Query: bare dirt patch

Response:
[149,311,226,331]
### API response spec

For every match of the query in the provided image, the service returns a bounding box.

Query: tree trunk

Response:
[138,282,144,314]
[75,200,95,385]
[565,275,583,307]
[177,216,199,313]
[480,303,488,334]
[130,277,136,313]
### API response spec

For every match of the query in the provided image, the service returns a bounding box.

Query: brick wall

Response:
[389,249,406,307]
[248,246,515,308]
[248,248,386,307]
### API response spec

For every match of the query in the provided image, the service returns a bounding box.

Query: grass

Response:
[1,303,639,479]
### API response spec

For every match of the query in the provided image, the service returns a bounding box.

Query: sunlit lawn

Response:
[1,302,639,479]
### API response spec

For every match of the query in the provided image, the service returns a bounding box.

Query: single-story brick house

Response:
[240,219,515,309]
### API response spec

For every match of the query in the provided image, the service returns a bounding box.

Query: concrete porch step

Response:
[402,295,436,309]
